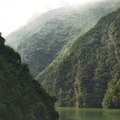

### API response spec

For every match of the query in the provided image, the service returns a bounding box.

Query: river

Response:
[56,107,120,120]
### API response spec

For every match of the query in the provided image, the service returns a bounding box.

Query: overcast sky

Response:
[0,0,104,36]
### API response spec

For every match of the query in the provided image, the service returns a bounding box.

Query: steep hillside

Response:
[6,0,120,77]
[0,35,58,120]
[42,8,120,109]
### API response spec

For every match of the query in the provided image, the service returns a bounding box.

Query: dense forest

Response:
[42,8,120,109]
[0,35,58,120]
[5,0,120,109]
[6,0,120,80]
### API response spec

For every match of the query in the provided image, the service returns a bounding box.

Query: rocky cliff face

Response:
[42,8,120,109]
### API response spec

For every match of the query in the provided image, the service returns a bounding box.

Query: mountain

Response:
[0,35,58,120]
[6,0,120,78]
[42,8,120,109]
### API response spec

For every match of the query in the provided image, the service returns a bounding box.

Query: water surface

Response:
[56,107,120,120]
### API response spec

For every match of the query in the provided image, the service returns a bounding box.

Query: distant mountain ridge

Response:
[42,7,120,108]
[6,0,120,78]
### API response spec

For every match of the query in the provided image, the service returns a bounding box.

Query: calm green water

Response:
[56,107,120,120]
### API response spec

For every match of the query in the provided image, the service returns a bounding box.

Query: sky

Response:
[0,0,104,37]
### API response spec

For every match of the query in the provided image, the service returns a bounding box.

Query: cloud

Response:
[0,0,116,36]
[60,0,105,6]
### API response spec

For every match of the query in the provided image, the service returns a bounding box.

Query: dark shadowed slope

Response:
[0,35,58,120]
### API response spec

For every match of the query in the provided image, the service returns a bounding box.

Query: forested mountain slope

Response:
[42,8,120,109]
[6,0,120,78]
[0,35,58,120]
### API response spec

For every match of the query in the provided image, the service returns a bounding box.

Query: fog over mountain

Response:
[0,0,117,36]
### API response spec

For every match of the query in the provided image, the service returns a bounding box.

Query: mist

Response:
[0,0,119,36]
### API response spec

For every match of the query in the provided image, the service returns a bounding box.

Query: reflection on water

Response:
[56,107,120,120]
